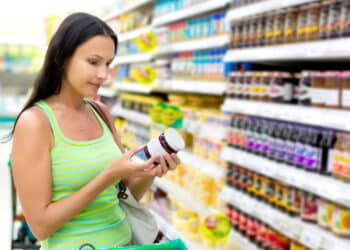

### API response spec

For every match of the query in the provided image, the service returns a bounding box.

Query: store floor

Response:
[0,134,13,250]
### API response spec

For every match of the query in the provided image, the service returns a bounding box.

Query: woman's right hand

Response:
[105,145,160,182]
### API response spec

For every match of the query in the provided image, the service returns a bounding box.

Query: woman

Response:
[9,12,180,249]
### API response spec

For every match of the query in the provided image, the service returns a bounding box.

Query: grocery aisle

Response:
[3,0,350,249]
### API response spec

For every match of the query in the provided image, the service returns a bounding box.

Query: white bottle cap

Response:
[163,128,185,152]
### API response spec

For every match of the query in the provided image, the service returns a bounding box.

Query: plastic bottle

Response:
[137,128,185,160]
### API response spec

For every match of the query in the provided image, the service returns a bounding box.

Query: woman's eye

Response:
[88,60,99,65]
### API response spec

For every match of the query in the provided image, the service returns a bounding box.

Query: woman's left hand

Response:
[156,153,181,177]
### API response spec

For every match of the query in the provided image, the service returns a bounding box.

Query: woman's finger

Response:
[159,156,168,175]
[163,154,177,169]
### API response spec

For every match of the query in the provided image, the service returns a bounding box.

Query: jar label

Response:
[310,88,327,104]
[342,90,350,107]
[325,89,339,106]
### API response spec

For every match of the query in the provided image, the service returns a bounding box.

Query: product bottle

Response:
[137,128,185,160]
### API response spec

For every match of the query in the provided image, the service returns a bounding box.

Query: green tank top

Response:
[35,100,131,250]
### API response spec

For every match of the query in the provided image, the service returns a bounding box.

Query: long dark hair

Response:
[2,12,118,142]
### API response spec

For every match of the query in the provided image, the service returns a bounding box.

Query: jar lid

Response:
[163,128,185,152]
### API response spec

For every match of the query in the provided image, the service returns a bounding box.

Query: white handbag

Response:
[118,186,159,245]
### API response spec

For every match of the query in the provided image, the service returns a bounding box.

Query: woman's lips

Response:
[89,82,101,89]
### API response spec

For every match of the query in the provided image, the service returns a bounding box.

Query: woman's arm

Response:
[11,108,158,240]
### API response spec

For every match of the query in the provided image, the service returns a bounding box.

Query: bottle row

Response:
[226,204,309,250]
[171,49,227,82]
[229,0,350,48]
[154,0,210,17]
[165,11,228,43]
[226,70,350,109]
[227,114,341,177]
[226,164,350,237]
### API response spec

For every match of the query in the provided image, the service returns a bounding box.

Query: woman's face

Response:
[63,35,115,97]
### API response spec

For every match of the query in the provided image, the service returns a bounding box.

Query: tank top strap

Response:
[35,100,63,141]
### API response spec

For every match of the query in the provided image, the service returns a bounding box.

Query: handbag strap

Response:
[87,100,125,153]
[87,100,114,134]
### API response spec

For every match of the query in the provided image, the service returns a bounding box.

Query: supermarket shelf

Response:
[111,52,154,66]
[229,230,260,250]
[114,82,154,93]
[97,87,116,98]
[153,178,212,216]
[178,150,225,179]
[118,26,153,43]
[104,0,153,20]
[224,38,350,62]
[156,34,229,54]
[220,186,350,250]
[226,0,318,22]
[152,0,230,26]
[158,80,227,95]
[222,146,350,208]
[110,106,151,126]
[149,210,201,250]
[222,99,350,131]
[182,119,228,142]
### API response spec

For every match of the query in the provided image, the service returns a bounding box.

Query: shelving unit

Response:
[110,52,154,66]
[222,99,350,131]
[114,83,154,94]
[157,80,227,95]
[97,87,116,98]
[181,119,228,142]
[118,25,153,43]
[152,0,230,26]
[149,210,201,250]
[222,146,350,207]
[104,0,154,20]
[224,38,350,62]
[178,150,225,180]
[156,34,230,54]
[153,178,213,217]
[226,0,318,22]
[220,186,350,250]
[110,105,151,126]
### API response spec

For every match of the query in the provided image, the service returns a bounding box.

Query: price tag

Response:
[300,228,323,249]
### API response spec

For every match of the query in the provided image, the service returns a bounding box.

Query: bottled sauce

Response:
[340,0,350,37]
[265,12,275,45]
[269,72,294,103]
[331,204,350,236]
[326,0,342,39]
[341,71,350,109]
[272,9,286,44]
[301,192,318,223]
[297,5,309,41]
[256,14,266,46]
[298,71,312,106]
[259,71,272,101]
[317,199,334,228]
[310,71,326,107]
[250,71,260,100]
[331,132,348,180]
[305,3,321,41]
[319,0,331,39]
[319,129,336,175]
[283,7,298,43]
[324,71,341,108]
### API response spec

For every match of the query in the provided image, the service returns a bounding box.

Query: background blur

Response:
[2,1,350,250]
